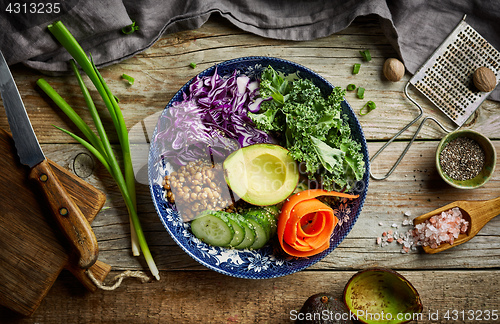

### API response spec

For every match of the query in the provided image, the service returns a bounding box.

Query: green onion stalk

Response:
[38,21,159,280]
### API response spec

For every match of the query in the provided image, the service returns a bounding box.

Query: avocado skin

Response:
[296,293,353,324]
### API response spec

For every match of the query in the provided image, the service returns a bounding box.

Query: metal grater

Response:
[411,19,500,126]
[370,15,500,180]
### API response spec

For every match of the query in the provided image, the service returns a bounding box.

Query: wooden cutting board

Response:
[0,128,110,316]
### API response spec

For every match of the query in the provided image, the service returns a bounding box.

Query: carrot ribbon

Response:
[277,189,359,257]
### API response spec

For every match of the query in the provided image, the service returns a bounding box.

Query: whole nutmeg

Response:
[383,58,405,82]
[473,66,497,92]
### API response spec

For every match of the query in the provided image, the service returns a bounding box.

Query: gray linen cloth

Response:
[0,0,498,100]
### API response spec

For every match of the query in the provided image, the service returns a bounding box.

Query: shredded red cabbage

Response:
[155,67,273,166]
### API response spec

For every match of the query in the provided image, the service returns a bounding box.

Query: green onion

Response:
[346,84,356,91]
[121,73,135,85]
[352,63,361,74]
[359,49,372,61]
[122,20,139,35]
[357,87,365,99]
[360,101,376,116]
[43,21,159,280]
[36,78,106,156]
[53,125,112,174]
[189,62,197,69]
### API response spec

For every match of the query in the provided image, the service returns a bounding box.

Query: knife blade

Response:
[0,50,98,269]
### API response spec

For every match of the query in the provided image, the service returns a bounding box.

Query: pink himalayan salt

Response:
[412,207,468,249]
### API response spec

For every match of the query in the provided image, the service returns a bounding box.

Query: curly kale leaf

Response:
[249,66,366,191]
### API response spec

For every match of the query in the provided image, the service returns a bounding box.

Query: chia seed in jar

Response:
[439,136,485,181]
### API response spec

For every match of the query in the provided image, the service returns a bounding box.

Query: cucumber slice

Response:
[225,213,245,247]
[245,208,277,240]
[266,211,278,238]
[263,205,279,217]
[191,213,234,247]
[245,211,271,241]
[246,218,268,249]
[233,218,256,249]
[263,205,279,237]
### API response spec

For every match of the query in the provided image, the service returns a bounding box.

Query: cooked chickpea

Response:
[163,159,232,221]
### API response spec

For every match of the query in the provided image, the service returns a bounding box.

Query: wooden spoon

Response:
[413,197,500,254]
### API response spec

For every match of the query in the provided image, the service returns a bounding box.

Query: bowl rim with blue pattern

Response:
[148,56,370,279]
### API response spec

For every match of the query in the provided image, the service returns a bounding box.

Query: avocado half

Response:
[223,144,299,206]
[343,268,423,324]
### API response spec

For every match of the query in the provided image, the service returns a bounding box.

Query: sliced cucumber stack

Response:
[190,207,278,250]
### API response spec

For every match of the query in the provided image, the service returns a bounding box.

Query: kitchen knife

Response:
[0,51,98,269]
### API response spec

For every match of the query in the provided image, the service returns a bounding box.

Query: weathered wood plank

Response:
[3,17,499,146]
[39,139,500,272]
[1,15,499,322]
[1,270,498,323]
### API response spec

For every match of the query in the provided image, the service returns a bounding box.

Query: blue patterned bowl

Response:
[148,57,369,279]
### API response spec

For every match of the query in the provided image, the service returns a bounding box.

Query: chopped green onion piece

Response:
[121,73,135,85]
[122,20,139,35]
[360,101,376,116]
[359,49,372,61]
[347,84,356,91]
[352,64,361,74]
[189,62,197,69]
[357,87,365,99]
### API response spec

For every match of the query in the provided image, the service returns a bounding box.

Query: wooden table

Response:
[1,15,499,323]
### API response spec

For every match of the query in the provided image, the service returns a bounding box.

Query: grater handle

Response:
[369,82,423,180]
[369,117,424,180]
[370,82,457,180]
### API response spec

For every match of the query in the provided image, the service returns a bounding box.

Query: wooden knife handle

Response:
[29,159,99,269]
